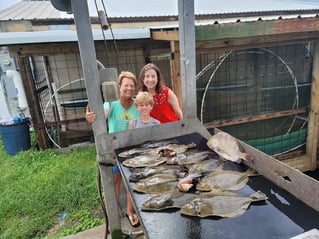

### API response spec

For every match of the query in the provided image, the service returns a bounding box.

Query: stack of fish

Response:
[119,132,267,218]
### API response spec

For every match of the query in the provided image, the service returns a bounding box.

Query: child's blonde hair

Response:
[134,91,154,106]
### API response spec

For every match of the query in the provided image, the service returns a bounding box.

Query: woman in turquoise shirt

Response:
[86,71,140,227]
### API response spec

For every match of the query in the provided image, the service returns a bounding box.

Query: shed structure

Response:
[0,0,318,169]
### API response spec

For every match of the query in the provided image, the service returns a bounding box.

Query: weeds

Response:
[0,135,104,239]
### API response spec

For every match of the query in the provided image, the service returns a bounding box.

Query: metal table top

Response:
[117,133,319,239]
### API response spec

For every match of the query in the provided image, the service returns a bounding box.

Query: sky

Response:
[0,0,21,11]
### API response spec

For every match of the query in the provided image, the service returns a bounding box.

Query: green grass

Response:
[0,133,105,239]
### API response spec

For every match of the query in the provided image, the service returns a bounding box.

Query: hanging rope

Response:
[94,0,120,68]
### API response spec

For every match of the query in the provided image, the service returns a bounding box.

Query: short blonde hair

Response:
[118,71,137,86]
[134,91,154,106]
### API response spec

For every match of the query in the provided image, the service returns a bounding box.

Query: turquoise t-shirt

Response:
[104,101,139,133]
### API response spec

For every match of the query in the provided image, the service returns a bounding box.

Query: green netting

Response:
[244,129,306,155]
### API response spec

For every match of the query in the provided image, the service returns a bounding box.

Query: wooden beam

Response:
[195,33,319,52]
[152,29,179,41]
[169,41,182,108]
[204,108,307,129]
[8,42,80,57]
[152,17,319,51]
[16,56,50,149]
[195,17,319,41]
[306,39,319,170]
[283,155,312,172]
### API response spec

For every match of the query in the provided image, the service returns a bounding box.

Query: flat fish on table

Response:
[196,169,252,192]
[122,155,166,168]
[180,190,268,218]
[129,165,177,182]
[118,147,152,158]
[188,158,224,174]
[133,174,177,194]
[150,143,197,156]
[207,132,254,164]
[176,151,212,165]
[141,139,179,148]
[142,191,196,211]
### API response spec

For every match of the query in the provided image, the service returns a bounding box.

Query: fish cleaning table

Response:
[117,132,319,239]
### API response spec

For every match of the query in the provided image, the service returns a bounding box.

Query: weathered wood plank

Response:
[283,155,312,172]
[307,39,319,170]
[17,56,50,149]
[204,108,307,129]
[152,29,179,41]
[196,18,319,42]
[152,18,319,51]
[8,43,80,57]
[195,34,319,52]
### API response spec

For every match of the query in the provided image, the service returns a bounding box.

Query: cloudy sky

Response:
[0,0,21,11]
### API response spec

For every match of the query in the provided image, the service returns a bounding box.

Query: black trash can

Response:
[0,121,31,156]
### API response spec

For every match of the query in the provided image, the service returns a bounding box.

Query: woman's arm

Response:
[86,104,108,124]
[167,89,183,120]
[85,104,96,124]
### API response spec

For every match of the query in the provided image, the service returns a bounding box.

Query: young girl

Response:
[129,91,160,129]
[138,63,183,124]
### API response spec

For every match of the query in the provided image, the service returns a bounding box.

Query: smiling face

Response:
[143,68,158,93]
[134,91,154,117]
[119,77,136,99]
[137,102,153,117]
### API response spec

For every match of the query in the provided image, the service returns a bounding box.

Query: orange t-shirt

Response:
[151,86,179,124]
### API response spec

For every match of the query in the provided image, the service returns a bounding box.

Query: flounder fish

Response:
[188,158,224,174]
[166,154,187,165]
[207,132,254,164]
[176,151,211,165]
[141,139,179,148]
[133,174,177,194]
[196,169,252,192]
[142,191,196,211]
[180,190,267,218]
[129,165,177,182]
[122,155,166,168]
[118,148,152,158]
[150,143,197,156]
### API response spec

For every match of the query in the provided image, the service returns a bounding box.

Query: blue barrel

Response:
[0,122,31,156]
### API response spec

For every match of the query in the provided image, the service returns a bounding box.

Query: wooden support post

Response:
[16,56,50,149]
[70,0,122,237]
[306,39,319,170]
[178,0,197,119]
[169,40,182,108]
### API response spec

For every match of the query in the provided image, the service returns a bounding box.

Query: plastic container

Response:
[0,121,31,156]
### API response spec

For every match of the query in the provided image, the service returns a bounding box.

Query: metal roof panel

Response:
[0,0,319,20]
[0,28,150,45]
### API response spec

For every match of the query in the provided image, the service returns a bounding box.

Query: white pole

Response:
[51,82,66,131]
[6,70,28,110]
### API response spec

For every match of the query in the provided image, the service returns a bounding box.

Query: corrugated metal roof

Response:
[0,28,150,45]
[1,0,319,20]
[0,1,71,20]
[93,0,319,18]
